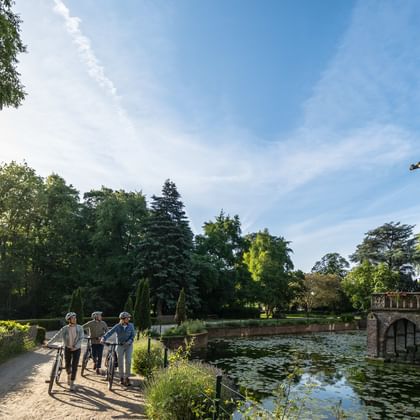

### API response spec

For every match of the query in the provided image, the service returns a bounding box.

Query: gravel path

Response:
[0,345,147,419]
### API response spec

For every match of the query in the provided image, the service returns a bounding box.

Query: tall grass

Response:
[132,337,164,378]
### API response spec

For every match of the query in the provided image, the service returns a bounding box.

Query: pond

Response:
[202,332,420,419]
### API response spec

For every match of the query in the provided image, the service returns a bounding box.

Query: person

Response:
[101,311,135,386]
[47,312,84,391]
[82,311,108,374]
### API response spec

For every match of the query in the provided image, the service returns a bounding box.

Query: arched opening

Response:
[384,318,417,362]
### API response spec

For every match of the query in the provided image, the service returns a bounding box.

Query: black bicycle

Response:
[104,342,118,390]
[81,336,93,376]
[46,345,64,395]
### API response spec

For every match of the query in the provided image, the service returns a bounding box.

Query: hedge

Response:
[0,321,34,364]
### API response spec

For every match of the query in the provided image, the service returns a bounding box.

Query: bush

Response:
[35,326,46,343]
[0,321,34,364]
[145,360,218,420]
[162,320,206,337]
[219,305,260,319]
[132,337,164,378]
[14,318,63,331]
[339,314,355,323]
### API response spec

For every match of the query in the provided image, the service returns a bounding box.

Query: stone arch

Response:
[382,318,417,362]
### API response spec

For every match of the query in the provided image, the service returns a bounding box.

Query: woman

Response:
[47,312,84,391]
[101,311,135,386]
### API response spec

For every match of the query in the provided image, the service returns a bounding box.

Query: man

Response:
[47,312,84,391]
[82,311,108,374]
[101,311,135,386]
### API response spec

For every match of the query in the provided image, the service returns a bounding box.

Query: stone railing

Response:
[371,292,420,311]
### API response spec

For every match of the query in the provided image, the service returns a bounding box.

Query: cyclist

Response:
[101,311,135,386]
[82,311,108,374]
[47,312,84,391]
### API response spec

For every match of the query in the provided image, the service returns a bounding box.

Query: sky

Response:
[2,0,420,272]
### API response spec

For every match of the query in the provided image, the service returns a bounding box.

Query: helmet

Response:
[91,311,103,319]
[65,312,77,321]
[119,311,131,319]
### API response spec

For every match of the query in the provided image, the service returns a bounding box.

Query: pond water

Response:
[202,332,420,419]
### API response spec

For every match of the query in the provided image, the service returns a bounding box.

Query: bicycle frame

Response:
[46,345,64,395]
[81,336,93,376]
[104,342,118,390]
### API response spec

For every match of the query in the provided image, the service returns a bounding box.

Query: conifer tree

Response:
[138,279,151,332]
[133,279,145,336]
[124,295,134,315]
[175,288,186,325]
[136,180,198,315]
[68,287,84,321]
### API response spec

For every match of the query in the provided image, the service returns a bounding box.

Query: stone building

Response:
[367,292,420,362]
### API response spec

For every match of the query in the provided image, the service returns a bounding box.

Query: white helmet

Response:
[119,311,131,319]
[91,311,102,319]
[65,312,77,321]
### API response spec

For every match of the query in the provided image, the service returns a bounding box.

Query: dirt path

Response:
[0,346,147,419]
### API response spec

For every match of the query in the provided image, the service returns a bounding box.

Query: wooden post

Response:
[163,347,168,368]
[213,374,222,420]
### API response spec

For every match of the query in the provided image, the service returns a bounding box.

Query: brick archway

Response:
[367,293,420,363]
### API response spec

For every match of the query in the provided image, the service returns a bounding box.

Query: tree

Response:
[300,273,343,313]
[68,287,84,320]
[138,279,152,332]
[124,295,134,314]
[136,180,198,315]
[174,288,186,325]
[312,253,350,278]
[133,278,145,334]
[342,261,397,311]
[350,222,419,271]
[0,0,27,109]
[194,211,251,315]
[243,229,294,317]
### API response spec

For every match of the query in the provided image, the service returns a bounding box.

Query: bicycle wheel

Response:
[81,348,90,376]
[56,353,63,384]
[107,356,115,390]
[48,358,58,394]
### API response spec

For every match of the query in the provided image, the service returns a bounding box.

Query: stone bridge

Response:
[367,292,420,362]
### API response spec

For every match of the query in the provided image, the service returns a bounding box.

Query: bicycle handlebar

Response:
[45,344,63,350]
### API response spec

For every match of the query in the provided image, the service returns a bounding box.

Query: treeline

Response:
[1,162,419,320]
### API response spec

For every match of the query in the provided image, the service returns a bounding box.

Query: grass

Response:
[132,336,164,377]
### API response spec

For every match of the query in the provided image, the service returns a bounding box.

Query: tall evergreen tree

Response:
[133,278,145,334]
[68,287,84,320]
[311,253,350,278]
[124,295,134,314]
[136,180,198,315]
[138,279,152,332]
[174,288,186,325]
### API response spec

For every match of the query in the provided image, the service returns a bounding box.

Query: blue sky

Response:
[2,0,420,272]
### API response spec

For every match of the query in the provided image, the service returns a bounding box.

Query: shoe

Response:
[96,368,100,374]
[93,363,97,370]
[70,381,76,391]
[67,374,71,386]
[125,378,131,386]
[120,378,124,385]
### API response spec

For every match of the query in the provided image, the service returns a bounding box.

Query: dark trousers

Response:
[92,343,104,368]
[64,347,81,380]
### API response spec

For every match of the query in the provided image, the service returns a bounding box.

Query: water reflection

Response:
[201,332,420,419]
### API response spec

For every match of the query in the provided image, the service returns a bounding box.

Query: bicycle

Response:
[45,345,64,395]
[81,336,93,376]
[104,341,118,390]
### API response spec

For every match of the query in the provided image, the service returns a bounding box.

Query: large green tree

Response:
[82,187,147,314]
[194,211,252,315]
[312,253,350,278]
[350,222,418,271]
[243,229,294,317]
[136,180,198,315]
[0,0,26,109]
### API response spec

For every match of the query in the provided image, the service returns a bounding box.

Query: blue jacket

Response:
[102,322,135,345]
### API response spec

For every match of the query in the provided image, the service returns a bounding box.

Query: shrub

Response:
[162,320,206,337]
[35,326,46,343]
[0,321,34,364]
[14,318,63,331]
[0,320,29,333]
[219,305,260,319]
[132,337,164,378]
[145,360,218,420]
[339,314,355,323]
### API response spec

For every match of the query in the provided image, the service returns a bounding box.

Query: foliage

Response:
[68,287,84,320]
[139,279,152,332]
[0,321,33,364]
[312,252,350,278]
[175,288,186,325]
[350,222,419,271]
[35,326,46,343]
[136,180,198,315]
[162,320,207,337]
[205,317,339,329]
[299,273,343,312]
[133,279,145,331]
[124,295,134,314]
[243,229,294,317]
[145,355,218,419]
[342,262,397,311]
[132,337,164,377]
[0,0,27,109]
